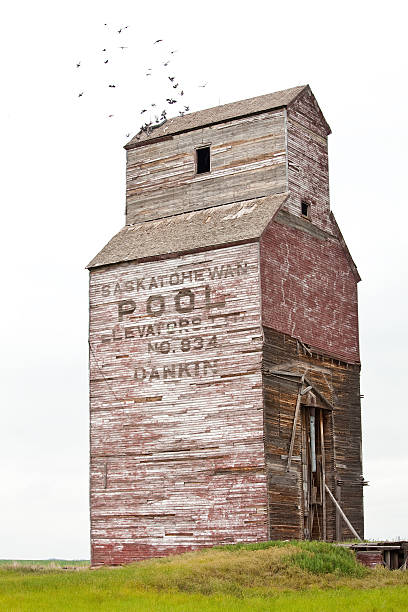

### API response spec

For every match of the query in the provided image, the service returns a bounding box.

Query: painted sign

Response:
[89,244,263,395]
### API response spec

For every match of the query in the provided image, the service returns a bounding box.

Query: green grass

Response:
[1,541,408,611]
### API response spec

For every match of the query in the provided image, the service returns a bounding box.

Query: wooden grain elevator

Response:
[87,85,365,566]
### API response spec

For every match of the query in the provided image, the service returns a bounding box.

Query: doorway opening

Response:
[301,405,328,540]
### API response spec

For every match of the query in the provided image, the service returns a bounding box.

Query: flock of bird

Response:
[76,25,209,140]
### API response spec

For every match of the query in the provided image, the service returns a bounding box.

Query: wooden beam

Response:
[335,483,342,541]
[287,374,305,472]
[325,484,362,541]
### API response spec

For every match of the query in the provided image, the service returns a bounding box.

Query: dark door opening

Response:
[301,406,328,540]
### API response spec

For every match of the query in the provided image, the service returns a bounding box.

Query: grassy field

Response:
[1,541,408,611]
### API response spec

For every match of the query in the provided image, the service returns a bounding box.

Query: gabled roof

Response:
[125,85,308,150]
[87,192,289,269]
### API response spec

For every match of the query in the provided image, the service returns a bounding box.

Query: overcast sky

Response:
[1,0,407,559]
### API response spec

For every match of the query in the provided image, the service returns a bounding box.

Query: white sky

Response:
[1,0,407,559]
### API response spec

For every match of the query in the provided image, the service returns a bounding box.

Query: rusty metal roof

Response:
[87,192,289,268]
[125,85,308,150]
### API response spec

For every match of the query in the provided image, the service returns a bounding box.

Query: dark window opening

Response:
[196,146,210,174]
[301,201,310,217]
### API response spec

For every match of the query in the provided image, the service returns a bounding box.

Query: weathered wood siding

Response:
[285,88,331,232]
[126,110,287,224]
[89,243,267,565]
[262,328,364,541]
[260,213,360,364]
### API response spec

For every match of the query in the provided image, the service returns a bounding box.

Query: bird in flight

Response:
[154,39,163,44]
[184,106,190,111]
[126,133,130,137]
[151,103,156,107]
[170,50,177,54]
[102,48,107,52]
[180,90,184,96]
[173,83,179,89]
[198,82,208,88]
[163,61,169,66]
[168,76,175,82]
[166,98,177,104]
[76,61,81,68]
[104,59,109,64]
[108,114,114,118]
[141,109,147,114]
[78,91,84,97]
[108,84,116,88]
[119,46,127,50]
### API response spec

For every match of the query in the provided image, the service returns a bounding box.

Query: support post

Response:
[325,484,362,541]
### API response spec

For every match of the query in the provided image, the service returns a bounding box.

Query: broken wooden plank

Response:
[287,374,305,471]
[303,377,335,411]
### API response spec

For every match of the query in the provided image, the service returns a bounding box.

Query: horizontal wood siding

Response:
[262,327,364,541]
[126,110,287,224]
[286,88,331,232]
[89,243,267,565]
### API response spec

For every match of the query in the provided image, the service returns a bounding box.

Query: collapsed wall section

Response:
[89,243,267,565]
[262,328,364,541]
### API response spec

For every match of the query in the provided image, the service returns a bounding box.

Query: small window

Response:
[301,201,310,218]
[196,146,210,174]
